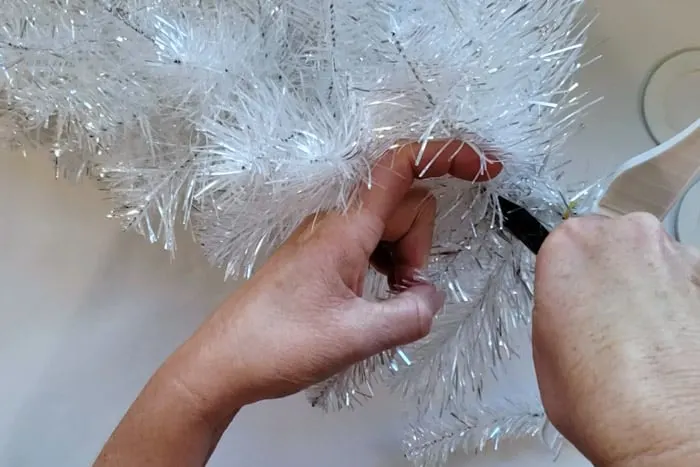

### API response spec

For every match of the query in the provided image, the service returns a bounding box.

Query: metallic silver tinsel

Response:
[405,398,563,467]
[1,0,598,464]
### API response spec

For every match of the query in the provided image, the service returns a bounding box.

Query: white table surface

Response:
[1,1,698,466]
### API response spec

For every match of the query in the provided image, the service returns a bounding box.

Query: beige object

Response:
[597,118,700,219]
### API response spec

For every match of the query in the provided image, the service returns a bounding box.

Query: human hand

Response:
[533,213,700,466]
[168,140,500,416]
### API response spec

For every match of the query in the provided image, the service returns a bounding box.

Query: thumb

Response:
[347,284,445,358]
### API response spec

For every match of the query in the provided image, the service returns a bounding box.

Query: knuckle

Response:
[297,212,373,266]
[620,212,666,250]
[622,211,661,233]
[536,218,588,286]
[372,294,434,347]
[540,217,580,255]
[542,214,609,255]
[331,240,360,265]
[406,294,434,341]
[557,215,594,238]
[291,212,327,243]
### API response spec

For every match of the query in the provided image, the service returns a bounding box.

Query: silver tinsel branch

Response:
[1,0,598,464]
[405,398,563,467]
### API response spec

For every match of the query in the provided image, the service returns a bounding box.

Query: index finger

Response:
[358,139,501,222]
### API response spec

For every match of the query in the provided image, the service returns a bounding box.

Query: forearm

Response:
[94,340,240,467]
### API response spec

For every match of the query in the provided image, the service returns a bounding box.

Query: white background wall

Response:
[1,1,698,466]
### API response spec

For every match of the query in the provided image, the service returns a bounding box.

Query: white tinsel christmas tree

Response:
[0,0,598,464]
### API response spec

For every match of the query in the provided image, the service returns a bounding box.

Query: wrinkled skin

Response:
[95,142,700,467]
[94,140,500,466]
[534,213,700,466]
[172,140,499,408]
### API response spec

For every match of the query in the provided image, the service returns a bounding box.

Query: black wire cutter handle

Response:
[497,196,551,255]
